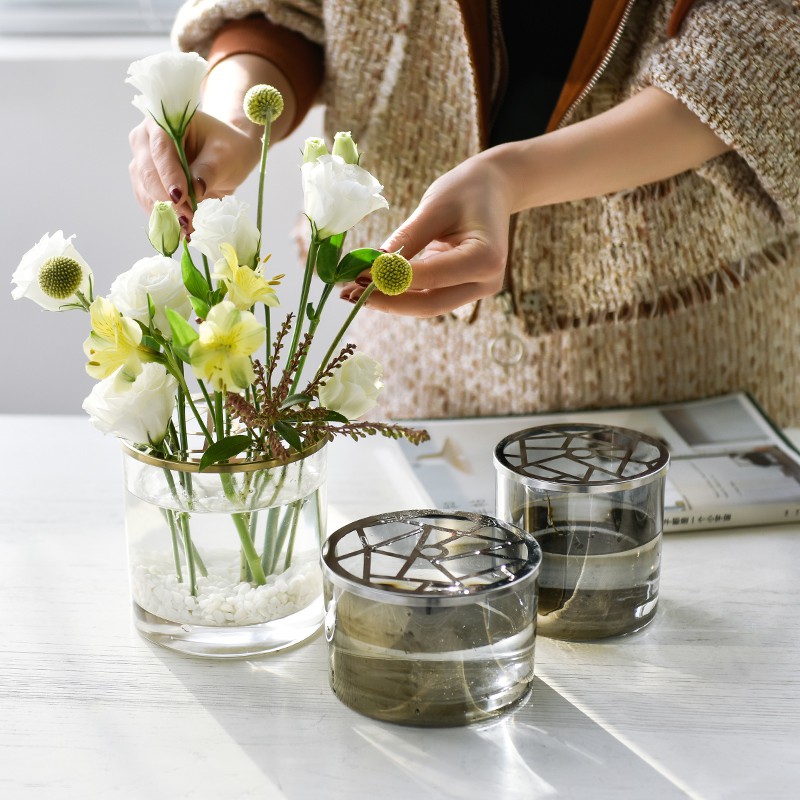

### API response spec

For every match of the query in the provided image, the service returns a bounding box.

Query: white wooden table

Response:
[1,415,798,799]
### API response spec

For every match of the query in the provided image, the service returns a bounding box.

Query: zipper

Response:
[556,0,638,129]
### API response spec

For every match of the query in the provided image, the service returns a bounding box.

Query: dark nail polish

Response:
[355,276,372,288]
[169,186,182,203]
[178,215,189,228]
[195,176,207,196]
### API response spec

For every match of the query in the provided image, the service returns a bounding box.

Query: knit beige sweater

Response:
[175,0,800,425]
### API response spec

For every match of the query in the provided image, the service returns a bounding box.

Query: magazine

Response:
[396,393,800,532]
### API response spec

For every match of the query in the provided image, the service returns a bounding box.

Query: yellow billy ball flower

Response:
[243,84,284,125]
[370,252,413,296]
[38,255,84,299]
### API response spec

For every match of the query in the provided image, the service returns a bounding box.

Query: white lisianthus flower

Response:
[126,51,207,136]
[319,352,383,420]
[191,195,261,266]
[109,255,192,334]
[11,231,93,311]
[148,201,181,256]
[83,361,178,446]
[189,300,265,392]
[301,154,388,240]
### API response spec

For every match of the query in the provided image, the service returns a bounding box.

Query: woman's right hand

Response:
[128,109,262,225]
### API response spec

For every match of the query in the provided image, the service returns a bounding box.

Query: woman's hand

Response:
[340,151,515,317]
[128,53,298,226]
[341,86,731,318]
[128,111,262,223]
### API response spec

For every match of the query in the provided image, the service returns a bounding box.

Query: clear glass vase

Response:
[121,439,327,657]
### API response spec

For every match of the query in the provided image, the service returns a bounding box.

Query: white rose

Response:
[109,255,192,334]
[191,195,261,266]
[82,361,178,446]
[126,51,207,135]
[319,352,383,420]
[301,154,388,240]
[11,231,93,311]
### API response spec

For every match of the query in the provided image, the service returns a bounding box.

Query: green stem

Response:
[162,509,184,583]
[220,474,267,585]
[282,500,303,571]
[264,304,272,396]
[214,392,224,442]
[170,133,197,210]
[261,507,282,574]
[255,119,272,262]
[317,282,377,374]
[287,238,320,369]
[180,512,198,597]
[290,282,333,393]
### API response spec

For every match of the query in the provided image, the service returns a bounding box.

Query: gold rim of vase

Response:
[120,435,326,473]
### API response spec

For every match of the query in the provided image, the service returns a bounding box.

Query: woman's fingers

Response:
[128,118,190,214]
[339,280,489,318]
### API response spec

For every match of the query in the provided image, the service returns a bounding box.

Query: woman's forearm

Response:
[201,53,298,143]
[489,86,733,213]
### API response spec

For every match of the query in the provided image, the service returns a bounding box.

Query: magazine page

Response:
[396,393,800,532]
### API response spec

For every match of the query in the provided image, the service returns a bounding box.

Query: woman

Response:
[130,0,800,423]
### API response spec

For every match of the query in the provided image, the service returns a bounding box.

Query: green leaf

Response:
[279,394,313,410]
[315,232,346,284]
[334,248,382,283]
[166,308,198,362]
[140,334,162,353]
[210,285,227,304]
[198,435,252,471]
[147,293,156,324]
[181,243,210,300]
[320,410,349,424]
[274,421,303,453]
[189,295,210,319]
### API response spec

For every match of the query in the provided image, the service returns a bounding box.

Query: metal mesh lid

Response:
[322,510,541,604]
[494,423,670,493]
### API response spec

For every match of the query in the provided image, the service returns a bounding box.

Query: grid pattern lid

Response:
[322,510,540,601]
[494,423,670,492]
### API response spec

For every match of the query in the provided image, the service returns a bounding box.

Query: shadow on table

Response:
[154,641,689,800]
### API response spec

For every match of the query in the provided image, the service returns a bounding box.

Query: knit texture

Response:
[174,0,800,425]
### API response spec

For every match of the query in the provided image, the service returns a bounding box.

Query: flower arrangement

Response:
[10,52,428,643]
[12,51,427,467]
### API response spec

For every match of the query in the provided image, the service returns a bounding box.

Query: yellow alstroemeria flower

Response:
[213,243,281,311]
[189,300,265,392]
[83,296,153,380]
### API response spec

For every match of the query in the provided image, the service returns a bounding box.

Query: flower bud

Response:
[302,137,329,164]
[38,255,84,300]
[332,131,359,165]
[148,201,181,256]
[243,84,284,125]
[370,252,413,296]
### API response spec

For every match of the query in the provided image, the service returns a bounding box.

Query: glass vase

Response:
[121,439,327,657]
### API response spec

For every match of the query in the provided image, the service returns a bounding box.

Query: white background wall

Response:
[0,36,334,414]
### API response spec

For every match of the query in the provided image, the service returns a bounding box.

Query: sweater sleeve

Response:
[639,0,800,226]
[172,1,324,135]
